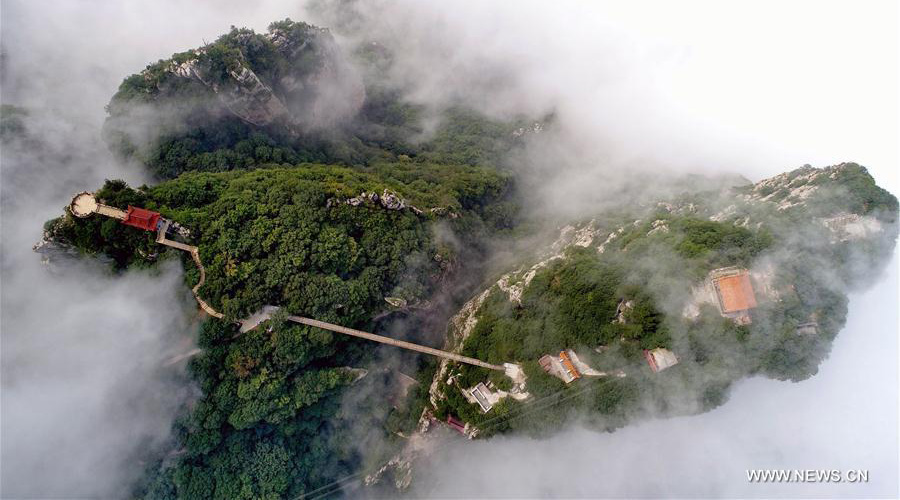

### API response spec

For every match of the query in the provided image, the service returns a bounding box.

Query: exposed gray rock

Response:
[129,22,364,134]
[380,189,406,210]
[327,190,436,216]
[220,64,290,126]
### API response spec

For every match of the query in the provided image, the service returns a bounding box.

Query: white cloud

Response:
[0,260,199,498]
[320,0,898,194]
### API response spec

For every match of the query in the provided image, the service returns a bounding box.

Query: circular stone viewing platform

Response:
[69,192,98,217]
[69,192,126,220]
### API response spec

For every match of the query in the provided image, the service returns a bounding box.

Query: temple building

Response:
[644,348,679,373]
[710,267,758,325]
[122,206,162,231]
[539,351,580,384]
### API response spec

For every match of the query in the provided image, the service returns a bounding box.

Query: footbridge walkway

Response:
[285,315,502,370]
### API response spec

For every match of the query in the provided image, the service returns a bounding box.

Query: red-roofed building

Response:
[711,269,758,324]
[446,415,466,434]
[558,350,581,381]
[714,273,757,313]
[122,206,161,232]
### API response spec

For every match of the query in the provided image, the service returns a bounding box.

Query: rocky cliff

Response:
[108,20,363,132]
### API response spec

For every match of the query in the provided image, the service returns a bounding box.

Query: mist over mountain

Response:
[1,1,897,499]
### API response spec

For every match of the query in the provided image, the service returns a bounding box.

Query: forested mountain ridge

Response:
[103,19,533,179]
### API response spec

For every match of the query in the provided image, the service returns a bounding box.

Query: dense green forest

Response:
[38,14,900,498]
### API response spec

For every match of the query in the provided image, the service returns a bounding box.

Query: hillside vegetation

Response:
[429,163,897,437]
